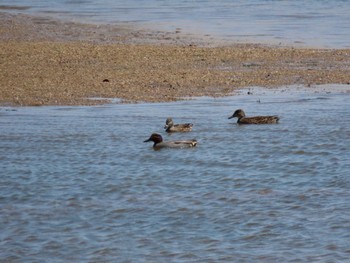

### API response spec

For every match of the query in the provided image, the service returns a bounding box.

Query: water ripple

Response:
[1,88,350,261]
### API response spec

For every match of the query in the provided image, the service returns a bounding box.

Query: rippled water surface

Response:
[1,0,350,47]
[1,86,350,262]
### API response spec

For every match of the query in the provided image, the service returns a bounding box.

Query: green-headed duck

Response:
[144,133,197,149]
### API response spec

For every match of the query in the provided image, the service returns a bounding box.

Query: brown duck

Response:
[164,118,193,132]
[228,109,279,124]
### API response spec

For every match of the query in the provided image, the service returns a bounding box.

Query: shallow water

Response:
[1,0,350,48]
[1,86,350,262]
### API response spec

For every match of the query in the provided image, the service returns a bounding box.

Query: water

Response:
[1,0,350,48]
[1,86,350,262]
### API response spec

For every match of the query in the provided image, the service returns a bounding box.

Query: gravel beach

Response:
[1,12,350,106]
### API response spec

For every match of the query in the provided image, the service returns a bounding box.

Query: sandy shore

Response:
[1,12,350,106]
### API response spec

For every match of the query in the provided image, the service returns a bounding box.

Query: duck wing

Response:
[239,116,279,124]
[174,123,193,128]
[172,139,197,147]
[167,123,193,132]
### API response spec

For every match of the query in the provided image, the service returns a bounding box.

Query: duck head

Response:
[228,109,246,119]
[144,133,163,146]
[164,117,174,129]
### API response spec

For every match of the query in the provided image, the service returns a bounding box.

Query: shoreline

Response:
[1,12,350,106]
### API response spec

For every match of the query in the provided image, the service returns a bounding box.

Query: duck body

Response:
[144,133,197,149]
[228,109,279,124]
[164,118,193,132]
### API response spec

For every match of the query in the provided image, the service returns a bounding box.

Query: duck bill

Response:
[228,115,234,119]
[144,138,151,142]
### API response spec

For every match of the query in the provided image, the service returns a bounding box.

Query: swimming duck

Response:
[164,118,193,132]
[144,133,197,149]
[228,109,279,124]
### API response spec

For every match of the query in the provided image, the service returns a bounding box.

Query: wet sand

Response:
[1,12,350,106]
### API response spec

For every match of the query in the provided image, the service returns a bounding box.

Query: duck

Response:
[164,117,193,132]
[228,109,279,124]
[144,133,197,149]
